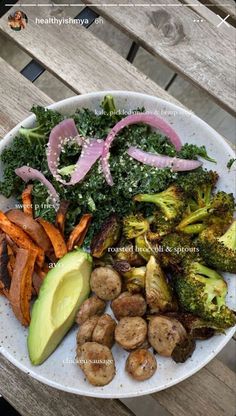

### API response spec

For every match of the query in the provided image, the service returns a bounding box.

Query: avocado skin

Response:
[28,249,92,365]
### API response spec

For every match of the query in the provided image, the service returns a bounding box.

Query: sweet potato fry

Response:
[0,232,11,297]
[6,209,51,251]
[67,214,92,251]
[0,210,44,267]
[9,248,37,326]
[37,218,67,259]
[22,185,33,216]
[32,264,49,295]
[55,200,70,236]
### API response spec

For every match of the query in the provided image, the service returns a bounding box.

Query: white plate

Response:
[0,91,235,398]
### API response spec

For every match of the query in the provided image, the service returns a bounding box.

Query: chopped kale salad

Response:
[0,95,217,243]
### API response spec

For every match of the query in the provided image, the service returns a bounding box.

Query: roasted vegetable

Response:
[90,214,121,258]
[115,239,145,266]
[134,185,186,221]
[123,214,149,239]
[145,256,177,313]
[171,335,196,363]
[67,214,92,251]
[37,218,67,259]
[160,232,200,269]
[0,211,44,267]
[165,312,217,339]
[9,248,37,326]
[175,260,236,329]
[197,220,236,273]
[177,170,218,209]
[135,234,157,261]
[147,213,175,240]
[22,185,33,216]
[55,200,70,236]
[0,232,11,295]
[6,209,51,252]
[176,191,235,234]
[113,260,132,275]
[123,266,146,293]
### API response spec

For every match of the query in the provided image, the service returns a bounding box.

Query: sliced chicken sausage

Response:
[75,295,106,325]
[77,342,116,386]
[76,315,100,346]
[111,292,147,320]
[92,314,116,348]
[90,267,122,300]
[115,317,147,350]
[126,349,157,381]
[148,316,187,357]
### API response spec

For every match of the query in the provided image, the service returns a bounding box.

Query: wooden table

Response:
[0,1,235,415]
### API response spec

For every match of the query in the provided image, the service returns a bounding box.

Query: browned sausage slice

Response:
[75,295,106,325]
[77,342,116,386]
[92,314,116,348]
[115,317,147,350]
[76,315,100,346]
[126,349,157,381]
[111,292,147,320]
[6,209,51,251]
[148,316,187,357]
[90,267,122,300]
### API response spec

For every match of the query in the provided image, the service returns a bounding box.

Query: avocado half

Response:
[28,249,92,365]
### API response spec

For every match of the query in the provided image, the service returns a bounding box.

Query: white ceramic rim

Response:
[0,90,235,398]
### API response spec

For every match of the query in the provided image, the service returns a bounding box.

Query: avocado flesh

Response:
[28,249,92,365]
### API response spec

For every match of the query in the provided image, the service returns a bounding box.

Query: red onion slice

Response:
[68,139,104,185]
[101,113,182,185]
[127,146,202,171]
[15,166,60,207]
[47,118,81,183]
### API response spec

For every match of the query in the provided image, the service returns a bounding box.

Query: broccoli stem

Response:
[218,221,236,249]
[180,223,206,234]
[194,262,223,280]
[101,95,116,114]
[19,126,46,143]
[57,164,76,176]
[177,206,210,230]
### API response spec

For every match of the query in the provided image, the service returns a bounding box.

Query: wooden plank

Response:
[0,57,53,137]
[84,0,236,116]
[0,3,182,108]
[152,358,236,416]
[167,73,236,145]
[209,0,236,20]
[0,354,133,416]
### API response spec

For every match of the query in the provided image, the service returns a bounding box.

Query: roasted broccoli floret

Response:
[145,256,177,313]
[90,214,121,258]
[160,232,200,269]
[146,212,175,241]
[123,214,149,239]
[177,170,218,208]
[134,185,186,221]
[176,191,235,234]
[175,261,236,329]
[197,220,236,273]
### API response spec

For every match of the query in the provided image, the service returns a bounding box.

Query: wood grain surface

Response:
[209,0,236,20]
[0,57,52,137]
[84,0,236,115]
[0,3,182,107]
[152,358,236,416]
[0,355,133,416]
